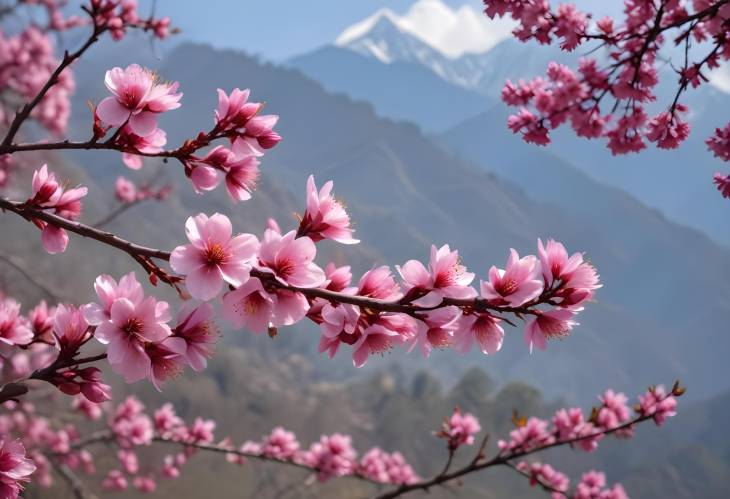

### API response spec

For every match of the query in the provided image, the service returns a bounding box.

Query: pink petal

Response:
[97,97,130,126]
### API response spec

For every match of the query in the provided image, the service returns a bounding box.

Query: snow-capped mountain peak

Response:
[335,0,515,59]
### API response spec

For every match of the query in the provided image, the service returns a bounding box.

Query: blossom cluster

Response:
[0,383,680,498]
[483,0,730,195]
[81,273,217,387]
[0,293,112,404]
[167,177,600,368]
[90,64,281,202]
[497,385,679,456]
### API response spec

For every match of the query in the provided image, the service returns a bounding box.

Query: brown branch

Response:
[50,458,100,499]
[372,412,655,499]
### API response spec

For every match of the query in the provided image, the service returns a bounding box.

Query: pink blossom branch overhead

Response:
[482,0,730,198]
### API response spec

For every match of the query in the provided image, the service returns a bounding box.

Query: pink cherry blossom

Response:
[256,229,325,288]
[298,175,359,244]
[224,155,259,202]
[173,303,218,371]
[302,433,357,481]
[0,299,33,352]
[117,125,167,169]
[95,297,172,383]
[222,278,309,333]
[261,427,299,460]
[707,123,730,161]
[398,244,476,307]
[524,308,578,353]
[215,88,260,128]
[0,440,35,499]
[357,266,401,300]
[439,408,481,449]
[409,307,461,358]
[453,312,505,355]
[53,304,90,354]
[352,317,413,368]
[30,164,62,206]
[537,238,584,285]
[102,470,128,491]
[714,172,730,198]
[638,386,677,426]
[145,337,187,391]
[96,64,182,136]
[82,272,144,326]
[170,213,259,301]
[481,249,544,306]
[115,176,137,203]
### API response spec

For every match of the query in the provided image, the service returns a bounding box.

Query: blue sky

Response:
[164,0,619,61]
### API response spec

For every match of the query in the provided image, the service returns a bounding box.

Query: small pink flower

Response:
[0,299,33,352]
[714,172,730,199]
[27,300,55,344]
[524,308,578,353]
[352,319,411,368]
[173,303,218,371]
[261,427,299,460]
[357,266,401,300]
[707,123,730,161]
[224,155,259,202]
[398,244,476,307]
[117,126,167,169]
[53,304,90,354]
[222,278,275,334]
[215,88,260,128]
[303,434,357,481]
[95,297,172,383]
[115,176,137,203]
[537,238,584,285]
[189,164,221,193]
[82,272,144,326]
[440,408,481,449]
[256,229,325,288]
[453,312,504,355]
[481,249,543,306]
[170,213,259,301]
[96,64,182,136]
[298,175,359,244]
[409,307,461,358]
[638,386,677,426]
[222,278,309,333]
[0,439,36,498]
[145,337,187,391]
[30,164,62,206]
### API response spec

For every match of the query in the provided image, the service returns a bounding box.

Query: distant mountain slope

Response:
[289,44,493,133]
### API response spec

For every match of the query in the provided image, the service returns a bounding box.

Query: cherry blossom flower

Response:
[170,213,259,301]
[298,175,359,244]
[453,312,505,355]
[82,272,144,326]
[0,440,36,499]
[398,244,476,307]
[524,308,578,353]
[96,64,182,136]
[0,299,33,353]
[256,229,325,288]
[95,297,172,383]
[173,303,218,371]
[481,249,544,306]
[409,307,461,358]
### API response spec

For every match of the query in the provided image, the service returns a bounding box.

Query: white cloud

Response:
[709,64,730,94]
[336,0,516,58]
